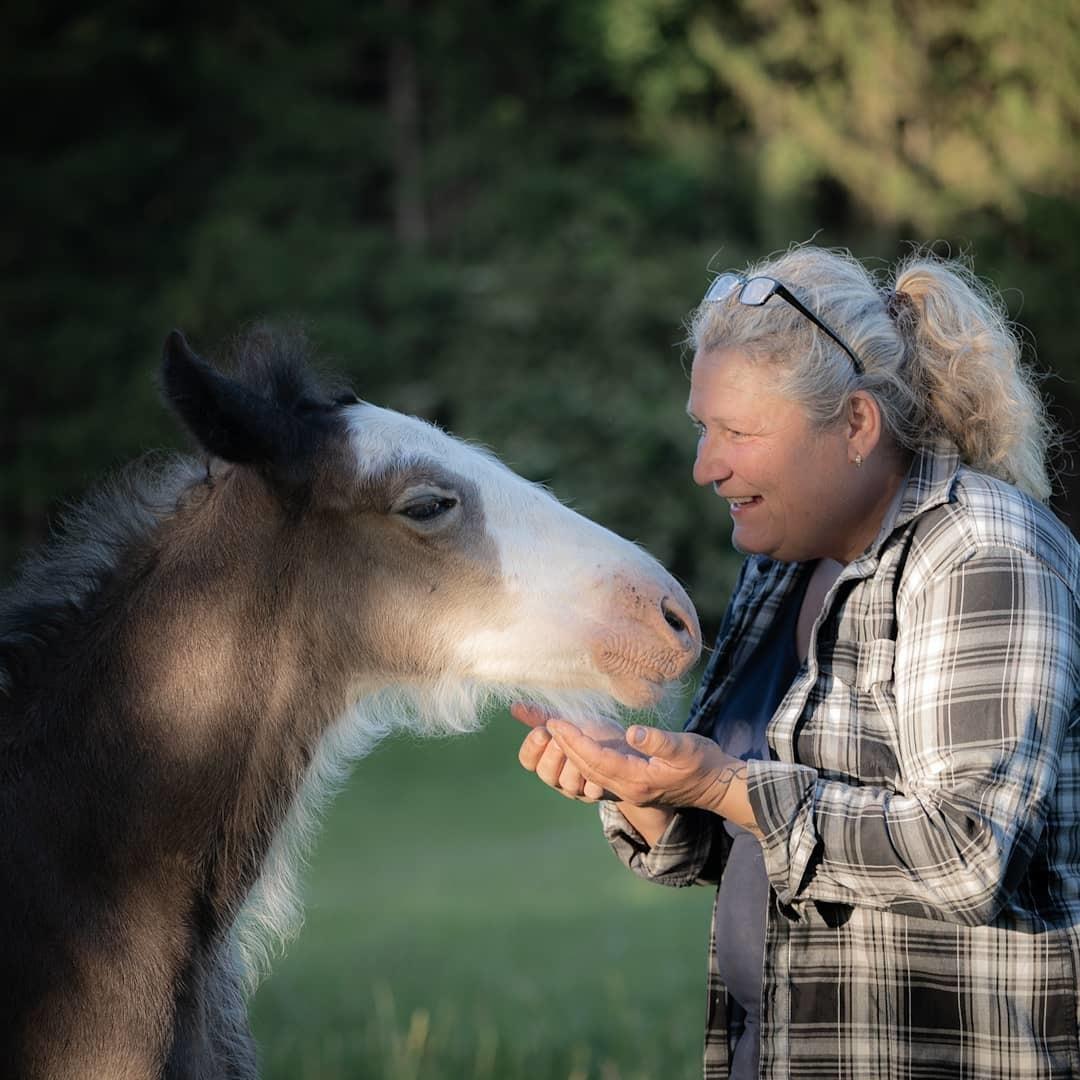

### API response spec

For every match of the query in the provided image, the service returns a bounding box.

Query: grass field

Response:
[250,711,714,1079]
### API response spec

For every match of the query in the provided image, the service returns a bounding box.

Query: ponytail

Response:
[894,254,1054,501]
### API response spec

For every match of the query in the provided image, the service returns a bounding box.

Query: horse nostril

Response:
[661,596,690,637]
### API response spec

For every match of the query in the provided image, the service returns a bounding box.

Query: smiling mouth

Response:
[725,495,762,510]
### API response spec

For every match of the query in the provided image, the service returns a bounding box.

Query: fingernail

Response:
[530,729,549,744]
[546,718,568,735]
[629,726,646,745]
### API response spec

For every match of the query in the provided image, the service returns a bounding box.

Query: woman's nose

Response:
[693,440,730,488]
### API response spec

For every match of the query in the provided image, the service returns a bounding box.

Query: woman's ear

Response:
[846,390,884,462]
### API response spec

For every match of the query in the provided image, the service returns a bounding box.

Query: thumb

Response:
[625,725,683,759]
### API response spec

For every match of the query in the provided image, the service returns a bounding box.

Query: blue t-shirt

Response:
[710,573,806,1079]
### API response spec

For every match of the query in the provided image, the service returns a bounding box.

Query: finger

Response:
[546,718,651,789]
[519,717,617,803]
[557,759,587,798]
[518,727,551,771]
[573,714,632,744]
[537,743,591,801]
[510,703,554,729]
[625,725,686,761]
[534,739,571,790]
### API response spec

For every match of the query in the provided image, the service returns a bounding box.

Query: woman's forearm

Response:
[616,759,761,848]
[701,759,762,838]
[616,802,675,847]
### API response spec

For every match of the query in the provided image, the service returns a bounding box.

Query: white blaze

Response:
[345,405,699,709]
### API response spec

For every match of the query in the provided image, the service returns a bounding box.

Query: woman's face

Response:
[688,346,863,564]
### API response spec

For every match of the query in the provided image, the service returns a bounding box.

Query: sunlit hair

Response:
[688,245,1056,502]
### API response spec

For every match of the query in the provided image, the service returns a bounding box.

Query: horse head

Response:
[162,328,701,736]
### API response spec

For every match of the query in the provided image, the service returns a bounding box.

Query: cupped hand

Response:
[543,717,747,818]
[512,704,644,803]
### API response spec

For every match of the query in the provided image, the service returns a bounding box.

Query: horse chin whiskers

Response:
[231,675,630,993]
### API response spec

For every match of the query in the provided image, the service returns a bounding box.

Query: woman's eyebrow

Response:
[687,406,741,427]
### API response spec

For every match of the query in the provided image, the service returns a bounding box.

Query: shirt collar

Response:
[862,441,962,560]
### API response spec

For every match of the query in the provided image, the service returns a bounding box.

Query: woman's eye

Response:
[401,496,458,522]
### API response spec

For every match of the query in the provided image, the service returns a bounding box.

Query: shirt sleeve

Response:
[748,545,1080,925]
[599,802,730,887]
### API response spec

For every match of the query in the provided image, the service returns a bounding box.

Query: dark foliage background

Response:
[4,0,1078,631]
[3,6,1079,1075]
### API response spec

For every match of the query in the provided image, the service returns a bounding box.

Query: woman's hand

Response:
[543,718,761,836]
[513,704,679,846]
[512,704,635,803]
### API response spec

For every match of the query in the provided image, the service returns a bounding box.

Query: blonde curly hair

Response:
[688,245,1055,502]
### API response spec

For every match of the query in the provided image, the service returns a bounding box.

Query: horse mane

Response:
[0,454,202,706]
[0,324,350,706]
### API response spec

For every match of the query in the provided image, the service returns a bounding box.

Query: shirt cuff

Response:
[600,803,720,887]
[746,758,822,909]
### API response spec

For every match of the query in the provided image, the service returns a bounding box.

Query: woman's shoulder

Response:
[908,465,1080,594]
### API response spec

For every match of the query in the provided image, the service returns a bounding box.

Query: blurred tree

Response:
[2,0,1076,630]
[598,0,1080,526]
[600,0,1080,229]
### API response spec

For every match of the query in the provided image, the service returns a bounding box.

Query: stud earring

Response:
[854,452,864,468]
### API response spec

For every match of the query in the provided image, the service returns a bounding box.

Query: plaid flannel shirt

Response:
[602,443,1080,1079]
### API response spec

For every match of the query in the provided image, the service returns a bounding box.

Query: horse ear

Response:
[161,330,302,468]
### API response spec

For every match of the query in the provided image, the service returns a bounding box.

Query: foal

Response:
[0,327,700,1078]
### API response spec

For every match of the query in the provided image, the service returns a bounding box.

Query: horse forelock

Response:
[222,324,355,415]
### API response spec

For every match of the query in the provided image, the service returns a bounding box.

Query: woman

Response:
[515,246,1080,1079]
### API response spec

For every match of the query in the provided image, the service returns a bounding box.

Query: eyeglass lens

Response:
[702,273,775,306]
[737,277,777,305]
[703,273,742,303]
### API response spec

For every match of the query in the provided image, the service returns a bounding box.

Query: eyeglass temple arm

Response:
[773,284,864,376]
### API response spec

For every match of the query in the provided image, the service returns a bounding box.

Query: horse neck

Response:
[100,473,355,908]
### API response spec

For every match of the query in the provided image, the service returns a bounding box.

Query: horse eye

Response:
[400,496,458,522]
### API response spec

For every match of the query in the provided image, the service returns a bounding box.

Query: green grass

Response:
[250,712,714,1079]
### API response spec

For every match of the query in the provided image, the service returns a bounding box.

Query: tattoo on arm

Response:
[706,760,763,839]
